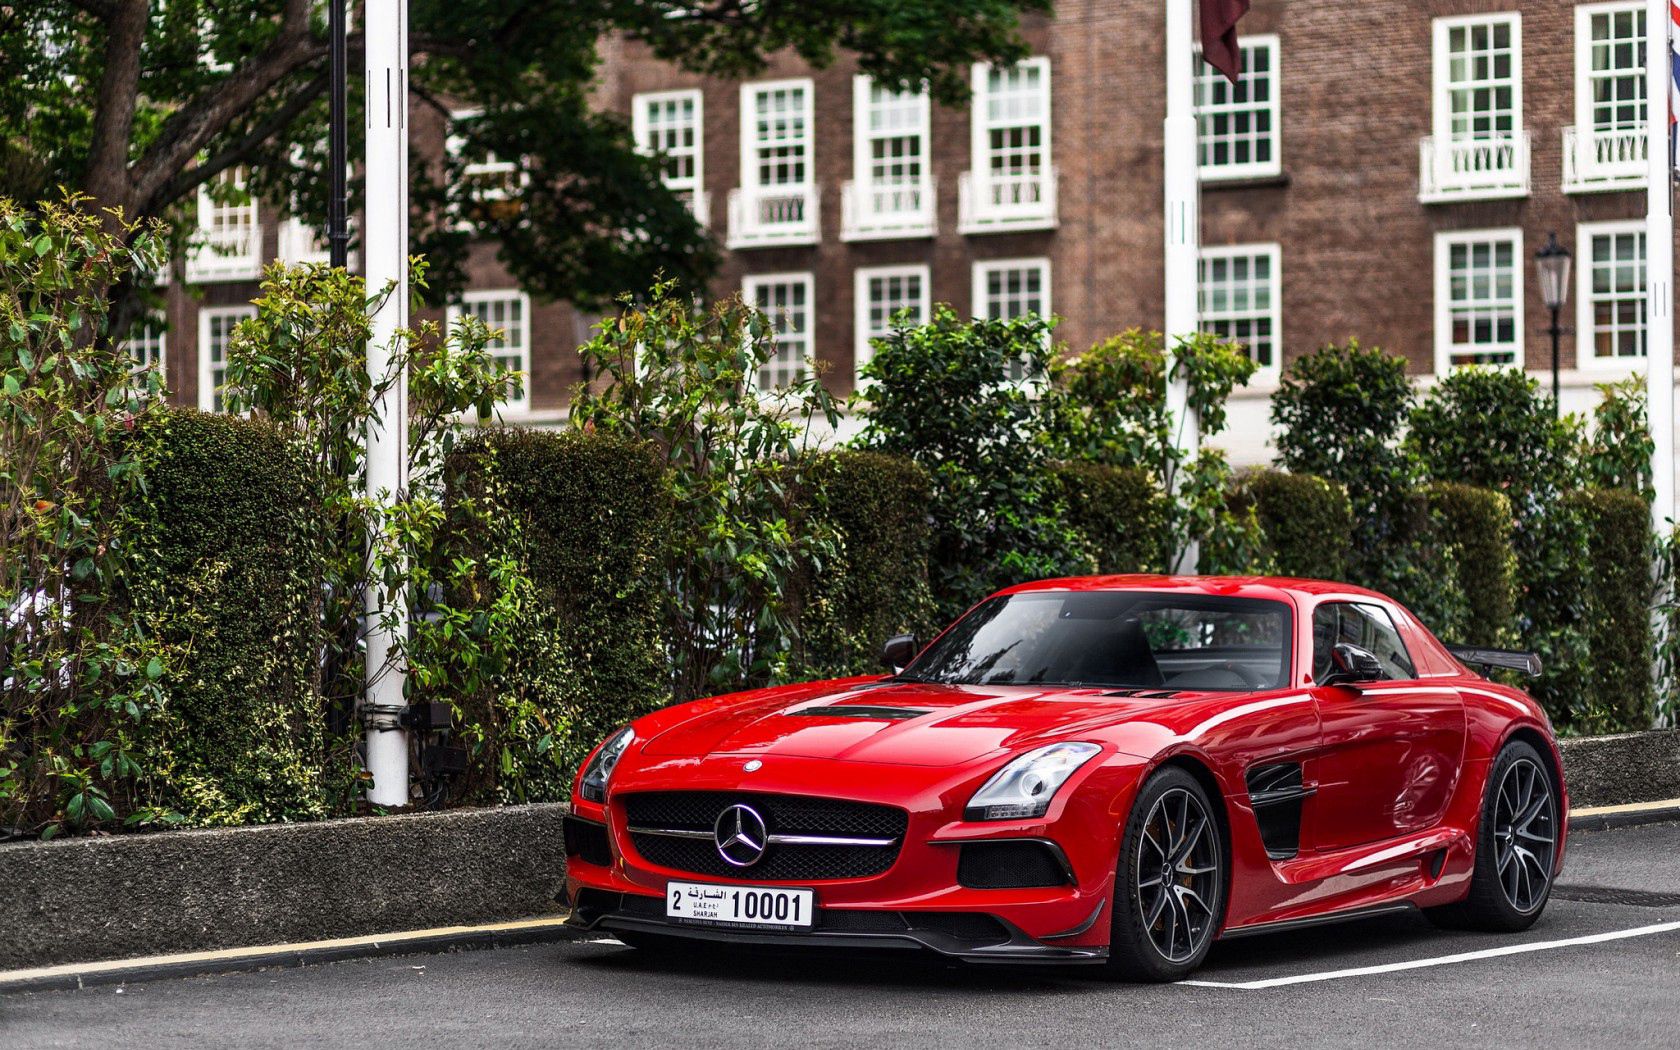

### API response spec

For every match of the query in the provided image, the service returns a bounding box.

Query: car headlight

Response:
[579,727,635,803]
[964,742,1101,821]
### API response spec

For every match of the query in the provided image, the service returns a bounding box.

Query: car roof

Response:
[998,574,1396,605]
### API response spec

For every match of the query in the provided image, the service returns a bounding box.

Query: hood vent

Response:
[790,705,931,721]
[1100,689,1182,699]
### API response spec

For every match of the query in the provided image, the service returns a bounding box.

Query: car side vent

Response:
[1245,763,1312,861]
[790,705,930,720]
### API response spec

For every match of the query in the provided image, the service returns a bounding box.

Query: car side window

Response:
[1312,602,1416,682]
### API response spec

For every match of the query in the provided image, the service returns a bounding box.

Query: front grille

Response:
[621,791,907,881]
[956,841,1072,889]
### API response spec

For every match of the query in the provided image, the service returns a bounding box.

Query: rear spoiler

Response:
[1446,645,1543,678]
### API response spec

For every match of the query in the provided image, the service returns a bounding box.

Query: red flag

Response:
[1199,0,1251,84]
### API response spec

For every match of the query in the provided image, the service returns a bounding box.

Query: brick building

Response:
[145,0,1677,463]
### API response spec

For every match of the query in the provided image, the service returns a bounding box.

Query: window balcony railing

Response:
[726,184,820,248]
[1417,131,1530,203]
[840,175,937,241]
[957,167,1058,234]
[1562,125,1647,194]
[184,224,262,283]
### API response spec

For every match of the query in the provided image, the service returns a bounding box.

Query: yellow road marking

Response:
[1571,798,1680,818]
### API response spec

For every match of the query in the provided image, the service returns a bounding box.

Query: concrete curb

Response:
[1567,798,1680,832]
[0,917,596,995]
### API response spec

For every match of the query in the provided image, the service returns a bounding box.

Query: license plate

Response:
[665,881,815,930]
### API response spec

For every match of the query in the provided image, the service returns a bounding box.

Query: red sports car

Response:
[562,576,1566,981]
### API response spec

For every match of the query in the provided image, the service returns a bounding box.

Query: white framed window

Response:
[186,167,261,282]
[1567,3,1647,191]
[447,109,522,205]
[1577,220,1647,366]
[744,273,815,391]
[448,291,532,413]
[843,77,934,239]
[1199,244,1281,372]
[972,258,1051,382]
[1434,228,1523,370]
[853,264,931,381]
[124,320,167,381]
[198,305,255,412]
[1195,35,1281,180]
[959,58,1056,232]
[1423,14,1527,201]
[729,80,818,247]
[632,89,707,226]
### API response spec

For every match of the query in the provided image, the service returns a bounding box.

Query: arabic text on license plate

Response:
[665,881,815,929]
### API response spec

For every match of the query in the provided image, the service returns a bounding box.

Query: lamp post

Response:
[1535,231,1572,417]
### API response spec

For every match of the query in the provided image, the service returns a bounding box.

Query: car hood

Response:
[637,679,1220,767]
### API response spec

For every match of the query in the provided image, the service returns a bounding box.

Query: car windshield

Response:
[901,590,1293,692]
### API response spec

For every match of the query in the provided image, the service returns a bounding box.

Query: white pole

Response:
[1165,0,1202,572]
[1647,0,1675,533]
[363,0,410,807]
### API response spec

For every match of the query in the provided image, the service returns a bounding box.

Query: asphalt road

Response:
[5,822,1679,1050]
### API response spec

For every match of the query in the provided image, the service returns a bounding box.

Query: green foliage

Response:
[126,411,331,825]
[1270,341,1416,589]
[571,280,840,701]
[792,451,937,678]
[0,195,174,837]
[444,429,669,803]
[1656,529,1680,726]
[1049,462,1167,575]
[1584,378,1655,503]
[1047,328,1261,572]
[1229,470,1352,580]
[856,304,1093,619]
[1421,483,1516,649]
[1573,488,1654,732]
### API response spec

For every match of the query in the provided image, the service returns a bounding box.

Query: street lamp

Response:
[1535,231,1572,416]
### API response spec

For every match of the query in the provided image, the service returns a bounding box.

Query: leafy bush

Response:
[857,304,1092,620]
[1270,341,1415,589]
[1229,470,1351,580]
[792,451,936,677]
[571,281,839,700]
[127,411,331,824]
[1584,378,1654,503]
[1,196,173,837]
[1049,462,1166,574]
[1573,488,1653,732]
[445,429,669,803]
[1421,483,1516,649]
[1046,327,1260,572]
[1409,368,1588,726]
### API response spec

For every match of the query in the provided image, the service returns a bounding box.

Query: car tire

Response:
[1104,766,1228,982]
[1426,738,1559,933]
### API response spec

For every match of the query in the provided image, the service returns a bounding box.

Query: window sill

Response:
[1200,172,1290,191]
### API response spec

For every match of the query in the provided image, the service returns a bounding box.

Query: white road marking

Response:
[1181,920,1680,989]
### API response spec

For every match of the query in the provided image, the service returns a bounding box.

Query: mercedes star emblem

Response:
[743,759,763,772]
[714,803,768,867]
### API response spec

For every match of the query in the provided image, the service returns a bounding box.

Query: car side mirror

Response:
[880,634,919,673]
[1322,642,1383,687]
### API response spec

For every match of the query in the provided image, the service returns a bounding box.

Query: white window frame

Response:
[843,76,935,239]
[960,58,1056,232]
[1434,227,1524,372]
[124,320,167,384]
[197,305,255,412]
[1194,35,1282,181]
[447,108,523,207]
[972,257,1052,385]
[743,272,816,393]
[1424,13,1527,201]
[1567,2,1648,191]
[853,264,932,383]
[447,290,532,414]
[1576,219,1648,370]
[730,79,818,247]
[632,88,708,226]
[186,167,261,283]
[1198,243,1282,375]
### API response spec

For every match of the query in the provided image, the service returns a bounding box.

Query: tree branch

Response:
[153,71,332,212]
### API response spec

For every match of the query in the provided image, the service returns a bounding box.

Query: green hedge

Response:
[1423,483,1516,648]
[1051,462,1166,574]
[793,451,936,677]
[128,410,327,825]
[1231,469,1352,580]
[1574,488,1653,731]
[446,428,669,803]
